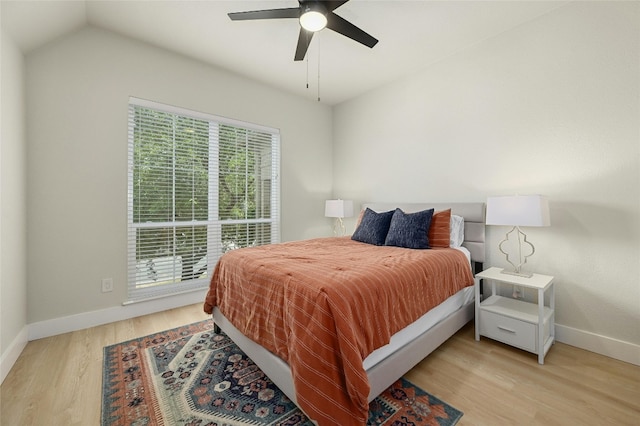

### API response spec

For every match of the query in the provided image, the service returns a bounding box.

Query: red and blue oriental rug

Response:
[102,319,463,425]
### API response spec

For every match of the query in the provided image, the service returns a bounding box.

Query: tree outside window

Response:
[128,100,279,301]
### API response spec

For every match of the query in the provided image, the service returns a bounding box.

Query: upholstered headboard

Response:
[361,202,486,265]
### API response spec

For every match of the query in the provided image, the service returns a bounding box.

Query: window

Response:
[127,98,280,302]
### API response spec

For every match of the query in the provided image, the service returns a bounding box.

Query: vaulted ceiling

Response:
[2,1,567,105]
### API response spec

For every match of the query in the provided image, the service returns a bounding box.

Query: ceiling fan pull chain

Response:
[317,35,321,102]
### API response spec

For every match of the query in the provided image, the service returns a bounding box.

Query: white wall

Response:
[0,28,28,383]
[334,2,639,360]
[5,1,638,371]
[25,26,333,325]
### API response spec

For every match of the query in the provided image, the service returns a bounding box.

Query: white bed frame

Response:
[212,202,485,410]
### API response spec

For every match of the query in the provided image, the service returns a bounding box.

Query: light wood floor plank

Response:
[1,304,638,425]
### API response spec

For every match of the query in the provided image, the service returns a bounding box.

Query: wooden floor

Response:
[1,303,638,425]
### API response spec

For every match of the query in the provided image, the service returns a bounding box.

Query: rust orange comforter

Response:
[203,237,473,425]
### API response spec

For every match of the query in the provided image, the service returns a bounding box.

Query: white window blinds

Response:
[127,98,280,302]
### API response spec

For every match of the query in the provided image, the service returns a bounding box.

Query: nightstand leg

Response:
[550,284,555,345]
[538,288,544,364]
[475,277,480,341]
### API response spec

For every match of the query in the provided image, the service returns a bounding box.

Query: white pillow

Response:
[450,214,464,247]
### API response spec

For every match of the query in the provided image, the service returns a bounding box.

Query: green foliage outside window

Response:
[132,106,274,287]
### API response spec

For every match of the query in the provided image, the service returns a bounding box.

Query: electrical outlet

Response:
[102,278,114,293]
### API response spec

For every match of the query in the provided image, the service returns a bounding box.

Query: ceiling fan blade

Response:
[324,1,350,12]
[294,28,314,61]
[326,12,378,48]
[228,8,299,21]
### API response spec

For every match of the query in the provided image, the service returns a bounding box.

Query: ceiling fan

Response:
[228,0,379,61]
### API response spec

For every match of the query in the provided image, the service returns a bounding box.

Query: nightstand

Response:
[474,266,555,364]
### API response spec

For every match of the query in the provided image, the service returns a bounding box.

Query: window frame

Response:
[126,97,280,303]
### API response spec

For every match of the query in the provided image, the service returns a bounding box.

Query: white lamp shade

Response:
[325,199,354,218]
[486,195,550,227]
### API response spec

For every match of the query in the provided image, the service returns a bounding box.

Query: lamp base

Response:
[499,269,533,278]
[497,226,536,279]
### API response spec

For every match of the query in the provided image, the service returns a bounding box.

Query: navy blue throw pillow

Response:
[351,208,394,246]
[384,208,435,249]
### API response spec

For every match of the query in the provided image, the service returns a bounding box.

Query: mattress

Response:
[363,246,472,369]
[364,286,474,369]
[212,285,474,404]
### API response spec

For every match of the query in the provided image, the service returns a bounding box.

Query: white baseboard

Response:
[0,325,28,385]
[555,324,640,366]
[28,289,208,341]
[4,296,637,387]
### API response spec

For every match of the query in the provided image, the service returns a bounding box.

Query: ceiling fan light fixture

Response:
[299,5,327,32]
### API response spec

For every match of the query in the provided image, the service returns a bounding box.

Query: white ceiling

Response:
[2,0,568,105]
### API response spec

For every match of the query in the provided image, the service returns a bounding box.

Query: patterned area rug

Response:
[102,319,463,426]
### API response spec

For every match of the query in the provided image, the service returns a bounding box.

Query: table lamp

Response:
[325,199,354,236]
[486,195,550,277]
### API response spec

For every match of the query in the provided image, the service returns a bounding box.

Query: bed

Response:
[203,202,485,425]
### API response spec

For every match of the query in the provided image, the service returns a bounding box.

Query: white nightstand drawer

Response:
[479,310,536,352]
